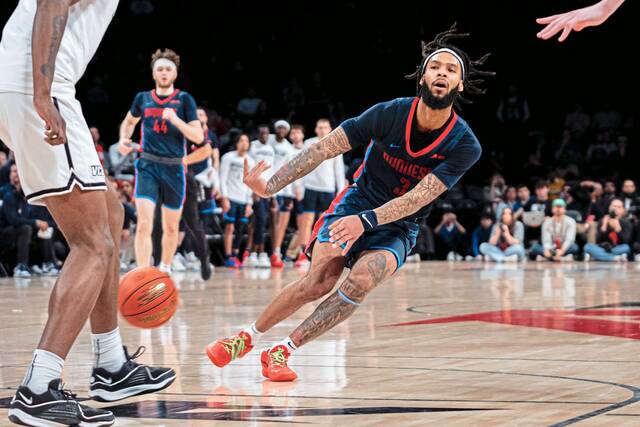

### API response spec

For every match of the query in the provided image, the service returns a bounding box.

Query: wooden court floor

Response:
[2,261,640,426]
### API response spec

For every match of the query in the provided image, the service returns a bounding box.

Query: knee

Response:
[339,272,375,304]
[137,218,153,236]
[163,222,179,237]
[76,232,116,265]
[299,270,341,302]
[479,242,490,254]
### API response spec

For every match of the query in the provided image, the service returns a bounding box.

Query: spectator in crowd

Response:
[584,198,632,262]
[295,119,345,267]
[603,180,617,207]
[471,214,494,259]
[283,124,306,261]
[513,184,531,220]
[220,134,254,267]
[108,140,137,179]
[0,165,57,277]
[480,207,525,262]
[564,103,590,142]
[620,179,640,220]
[434,211,467,261]
[495,186,517,221]
[90,126,106,169]
[523,180,552,244]
[269,120,294,268]
[529,199,579,261]
[0,150,7,169]
[488,173,506,213]
[0,150,14,186]
[247,125,275,267]
[237,87,266,121]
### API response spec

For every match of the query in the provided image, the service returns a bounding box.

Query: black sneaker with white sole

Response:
[8,379,114,427]
[89,346,176,402]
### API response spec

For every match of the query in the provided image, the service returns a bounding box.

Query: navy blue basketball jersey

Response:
[130,89,198,158]
[341,97,481,221]
[188,129,220,176]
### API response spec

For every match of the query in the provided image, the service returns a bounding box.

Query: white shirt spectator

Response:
[250,140,275,181]
[302,137,345,194]
[220,151,254,204]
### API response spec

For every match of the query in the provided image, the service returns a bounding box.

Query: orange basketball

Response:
[118,266,178,328]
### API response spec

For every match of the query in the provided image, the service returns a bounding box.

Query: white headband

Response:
[423,48,465,80]
[153,58,177,71]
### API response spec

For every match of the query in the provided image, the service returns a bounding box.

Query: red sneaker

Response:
[270,253,284,268]
[206,332,254,368]
[242,250,250,262]
[294,252,309,267]
[261,345,297,382]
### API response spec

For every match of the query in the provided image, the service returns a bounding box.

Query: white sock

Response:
[158,262,172,273]
[274,336,297,354]
[22,349,64,394]
[242,322,263,344]
[273,248,281,255]
[91,327,127,373]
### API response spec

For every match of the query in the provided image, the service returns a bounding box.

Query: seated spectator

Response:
[584,198,632,262]
[523,180,552,244]
[434,211,467,260]
[529,199,579,261]
[513,184,531,221]
[480,207,525,262]
[108,141,137,179]
[471,214,494,259]
[0,165,57,277]
[620,179,640,221]
[495,186,517,221]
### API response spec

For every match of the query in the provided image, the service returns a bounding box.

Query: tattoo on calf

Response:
[265,127,350,196]
[290,290,358,346]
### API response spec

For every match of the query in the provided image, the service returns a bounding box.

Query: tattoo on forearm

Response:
[40,15,67,78]
[374,174,447,225]
[265,127,350,195]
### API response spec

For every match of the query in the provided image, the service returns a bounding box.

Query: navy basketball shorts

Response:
[307,185,419,270]
[223,201,249,225]
[276,196,294,213]
[302,189,334,214]
[134,158,186,210]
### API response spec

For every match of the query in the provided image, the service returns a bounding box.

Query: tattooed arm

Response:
[32,0,75,145]
[374,174,447,225]
[243,126,351,198]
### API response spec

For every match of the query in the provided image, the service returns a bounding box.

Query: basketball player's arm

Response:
[31,0,78,145]
[243,127,351,198]
[118,112,141,154]
[162,109,204,144]
[536,0,625,42]
[374,174,448,225]
[183,143,212,166]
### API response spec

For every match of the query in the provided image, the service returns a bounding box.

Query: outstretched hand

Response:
[536,1,612,42]
[243,158,272,198]
[328,215,365,256]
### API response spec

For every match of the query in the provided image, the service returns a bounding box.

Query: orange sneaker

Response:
[294,252,309,268]
[261,345,297,382]
[270,253,284,268]
[206,332,254,368]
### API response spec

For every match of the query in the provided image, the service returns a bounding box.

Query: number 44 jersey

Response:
[340,96,482,222]
[129,89,198,159]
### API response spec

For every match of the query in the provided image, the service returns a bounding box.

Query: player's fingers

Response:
[328,218,345,231]
[330,230,349,244]
[558,25,572,42]
[537,22,563,40]
[334,233,353,248]
[536,13,564,24]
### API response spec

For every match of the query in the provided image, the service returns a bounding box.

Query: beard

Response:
[420,84,459,109]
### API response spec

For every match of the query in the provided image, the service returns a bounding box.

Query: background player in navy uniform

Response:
[118,49,203,274]
[207,25,494,382]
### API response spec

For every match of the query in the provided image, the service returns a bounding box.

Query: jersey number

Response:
[153,119,168,134]
[392,177,411,196]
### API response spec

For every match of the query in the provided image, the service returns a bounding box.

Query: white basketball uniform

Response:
[269,138,295,198]
[0,0,119,205]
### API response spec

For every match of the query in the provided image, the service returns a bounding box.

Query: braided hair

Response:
[406,23,495,107]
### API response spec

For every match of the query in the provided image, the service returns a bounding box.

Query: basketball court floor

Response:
[1,261,640,426]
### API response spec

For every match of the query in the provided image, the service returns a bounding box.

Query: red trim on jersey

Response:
[404,96,458,158]
[151,89,180,105]
[305,185,353,254]
[352,140,373,181]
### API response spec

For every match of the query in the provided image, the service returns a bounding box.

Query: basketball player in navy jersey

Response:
[207,25,494,382]
[118,49,204,274]
[0,2,174,426]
